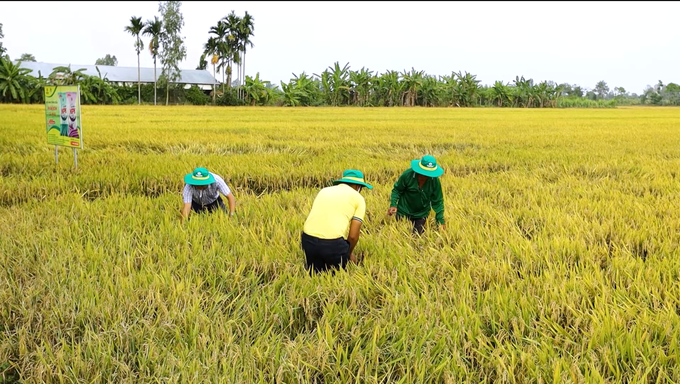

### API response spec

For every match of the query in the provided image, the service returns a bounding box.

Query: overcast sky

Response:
[2,1,678,94]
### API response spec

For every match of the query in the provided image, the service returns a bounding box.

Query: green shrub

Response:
[184,85,211,105]
[216,88,247,106]
[557,98,617,108]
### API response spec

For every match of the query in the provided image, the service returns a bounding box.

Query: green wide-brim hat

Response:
[184,167,216,186]
[333,169,373,189]
[411,155,444,177]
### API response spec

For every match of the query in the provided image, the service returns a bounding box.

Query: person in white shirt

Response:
[181,167,235,222]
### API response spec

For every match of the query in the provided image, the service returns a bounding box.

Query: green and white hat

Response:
[184,167,216,186]
[411,155,444,177]
[333,169,373,189]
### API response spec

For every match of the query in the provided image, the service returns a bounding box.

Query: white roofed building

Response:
[15,61,220,91]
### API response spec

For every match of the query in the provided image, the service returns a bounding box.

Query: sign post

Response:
[44,85,83,169]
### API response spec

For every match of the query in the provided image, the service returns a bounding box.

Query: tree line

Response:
[3,53,678,108]
[121,1,186,106]
[1,7,679,108]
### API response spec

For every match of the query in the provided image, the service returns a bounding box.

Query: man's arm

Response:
[347,219,362,261]
[180,184,193,223]
[388,171,407,215]
[215,176,235,217]
[431,179,445,228]
[225,192,236,217]
[349,194,366,261]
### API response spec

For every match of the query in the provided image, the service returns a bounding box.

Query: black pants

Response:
[301,232,350,274]
[191,196,227,214]
[397,214,427,235]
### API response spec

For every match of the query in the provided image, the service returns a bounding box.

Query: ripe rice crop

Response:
[2,104,680,383]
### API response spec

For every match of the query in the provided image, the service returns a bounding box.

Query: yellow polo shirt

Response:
[303,183,366,240]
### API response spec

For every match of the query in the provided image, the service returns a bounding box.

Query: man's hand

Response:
[180,203,191,223]
[226,193,236,218]
[387,207,397,216]
[439,224,446,231]
[350,252,358,264]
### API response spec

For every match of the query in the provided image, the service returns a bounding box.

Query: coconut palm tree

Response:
[221,11,242,92]
[124,16,144,104]
[197,53,208,70]
[143,16,162,105]
[202,36,219,104]
[237,11,254,100]
[209,19,231,93]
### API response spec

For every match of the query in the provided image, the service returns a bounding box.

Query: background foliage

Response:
[3,54,676,107]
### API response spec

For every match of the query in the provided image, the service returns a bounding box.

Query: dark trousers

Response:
[301,232,350,274]
[397,214,427,235]
[191,196,227,214]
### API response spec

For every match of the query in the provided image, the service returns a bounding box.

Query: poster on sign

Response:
[44,85,82,149]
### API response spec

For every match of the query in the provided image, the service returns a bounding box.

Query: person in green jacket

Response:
[387,155,446,234]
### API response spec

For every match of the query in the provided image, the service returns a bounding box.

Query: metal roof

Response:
[15,61,220,85]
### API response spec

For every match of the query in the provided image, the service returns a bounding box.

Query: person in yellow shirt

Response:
[302,169,373,274]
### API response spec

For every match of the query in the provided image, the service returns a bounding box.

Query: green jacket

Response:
[390,169,445,224]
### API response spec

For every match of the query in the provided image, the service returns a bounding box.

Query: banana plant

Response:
[280,81,301,106]
[0,57,32,102]
[385,70,402,107]
[455,71,480,107]
[244,72,270,106]
[280,72,320,107]
[25,70,46,104]
[349,67,375,106]
[295,72,322,106]
[440,73,461,106]
[320,62,351,106]
[48,65,87,86]
[491,80,511,107]
[513,76,534,107]
[400,68,424,107]
[313,69,333,105]
[419,75,442,107]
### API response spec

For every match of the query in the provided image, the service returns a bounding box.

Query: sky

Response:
[1,1,679,94]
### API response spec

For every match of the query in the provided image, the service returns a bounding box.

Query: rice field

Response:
[2,104,680,383]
